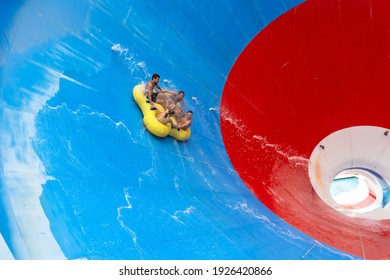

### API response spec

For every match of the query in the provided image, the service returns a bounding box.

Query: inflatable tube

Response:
[169,119,191,141]
[133,84,191,141]
[133,84,170,137]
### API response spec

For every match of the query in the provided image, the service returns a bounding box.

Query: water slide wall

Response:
[1,0,390,260]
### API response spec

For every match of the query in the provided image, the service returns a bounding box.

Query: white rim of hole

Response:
[308,126,390,220]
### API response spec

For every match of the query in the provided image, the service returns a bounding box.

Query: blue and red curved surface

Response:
[1,0,390,260]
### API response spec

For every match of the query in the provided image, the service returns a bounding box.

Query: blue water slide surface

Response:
[0,0,357,260]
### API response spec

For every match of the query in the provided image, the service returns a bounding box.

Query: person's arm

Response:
[179,119,192,130]
[180,99,186,111]
[156,108,170,122]
[160,89,176,95]
[148,93,157,109]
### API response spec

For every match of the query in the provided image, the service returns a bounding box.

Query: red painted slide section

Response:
[221,0,390,259]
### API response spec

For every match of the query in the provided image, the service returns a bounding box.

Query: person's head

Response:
[151,73,160,84]
[186,110,193,119]
[177,90,185,100]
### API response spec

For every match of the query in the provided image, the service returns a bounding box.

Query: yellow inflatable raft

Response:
[132,84,191,141]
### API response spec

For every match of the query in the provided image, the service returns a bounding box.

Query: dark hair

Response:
[152,73,160,79]
[188,110,193,114]
[178,90,185,96]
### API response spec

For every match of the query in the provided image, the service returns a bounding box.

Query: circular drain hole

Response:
[308,126,390,219]
[330,168,385,213]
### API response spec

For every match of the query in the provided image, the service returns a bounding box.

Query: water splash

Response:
[116,187,137,244]
[170,206,196,225]
[111,43,148,82]
[111,43,127,54]
[253,135,308,168]
[220,107,247,135]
